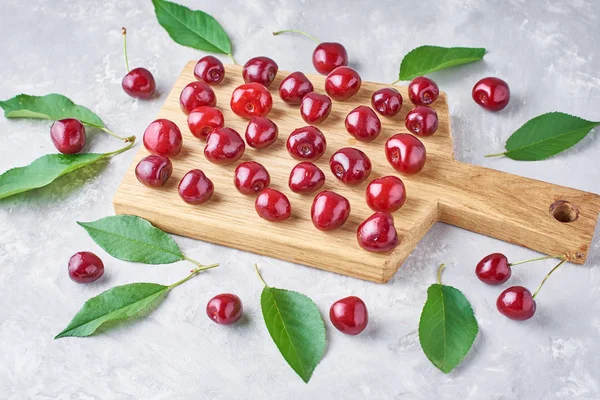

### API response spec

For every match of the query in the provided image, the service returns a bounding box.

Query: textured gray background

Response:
[1,0,600,399]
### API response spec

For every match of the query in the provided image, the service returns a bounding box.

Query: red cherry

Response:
[288,162,325,194]
[329,296,368,335]
[365,176,406,213]
[286,126,327,161]
[206,293,243,325]
[329,147,372,185]
[405,106,438,136]
[279,71,314,105]
[204,127,245,165]
[245,117,278,149]
[187,106,224,140]
[135,154,173,187]
[385,134,426,175]
[178,169,214,205]
[179,81,217,115]
[475,253,511,285]
[194,55,225,85]
[311,190,350,231]
[300,92,332,125]
[497,286,536,320]
[345,106,381,142]
[255,188,291,222]
[357,212,399,253]
[50,119,86,154]
[68,251,104,284]
[234,161,270,195]
[408,76,439,106]
[371,88,402,117]
[242,56,279,87]
[472,77,510,111]
[122,68,156,99]
[143,119,182,158]
[325,66,361,101]
[230,83,273,119]
[313,42,348,75]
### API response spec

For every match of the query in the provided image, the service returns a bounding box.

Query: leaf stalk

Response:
[254,263,268,287]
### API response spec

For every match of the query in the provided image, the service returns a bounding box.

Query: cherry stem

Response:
[272,29,319,44]
[532,259,567,299]
[437,263,446,285]
[254,263,268,287]
[99,126,136,143]
[509,255,558,267]
[122,27,130,73]
[105,139,136,157]
[168,263,219,290]
[484,152,506,158]
[228,53,237,65]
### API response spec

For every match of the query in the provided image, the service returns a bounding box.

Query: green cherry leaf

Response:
[398,45,485,81]
[77,215,184,264]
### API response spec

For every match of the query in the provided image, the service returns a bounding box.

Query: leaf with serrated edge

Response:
[418,284,478,373]
[77,215,184,264]
[260,287,326,383]
[399,46,485,80]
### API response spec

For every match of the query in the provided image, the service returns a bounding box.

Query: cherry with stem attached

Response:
[121,27,156,100]
[475,253,558,285]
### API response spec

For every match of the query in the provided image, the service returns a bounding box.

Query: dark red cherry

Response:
[206,293,243,325]
[68,251,104,284]
[405,106,438,136]
[325,66,361,101]
[408,76,439,105]
[371,88,402,117]
[497,286,536,320]
[122,68,156,99]
[255,188,291,222]
[50,119,86,154]
[300,92,332,125]
[472,77,510,111]
[357,212,399,253]
[143,119,182,158]
[179,81,217,115]
[365,176,406,213]
[345,106,381,142]
[476,253,511,285]
[385,134,426,175]
[279,71,314,105]
[329,147,372,185]
[187,106,224,139]
[311,190,350,231]
[135,154,173,187]
[286,126,327,161]
[194,55,225,85]
[245,116,278,149]
[234,161,270,195]
[288,162,325,194]
[230,83,273,119]
[330,296,368,335]
[313,42,348,75]
[204,127,245,165]
[178,169,214,205]
[242,56,278,87]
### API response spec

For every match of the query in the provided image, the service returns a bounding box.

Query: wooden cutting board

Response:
[113,62,600,283]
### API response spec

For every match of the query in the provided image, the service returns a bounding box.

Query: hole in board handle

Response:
[550,200,579,223]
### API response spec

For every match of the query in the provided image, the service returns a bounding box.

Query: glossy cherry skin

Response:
[497,286,536,320]
[204,127,245,165]
[345,106,381,142]
[122,67,156,99]
[408,76,439,105]
[242,56,278,88]
[234,161,270,195]
[179,81,217,115]
[286,126,327,161]
[206,293,243,325]
[313,42,348,75]
[187,106,224,139]
[194,55,225,85]
[357,212,399,253]
[143,119,183,158]
[279,71,314,105]
[178,169,214,204]
[385,134,426,175]
[476,253,511,285]
[245,117,278,149]
[371,88,402,117]
[472,77,510,111]
[405,106,438,136]
[329,296,368,335]
[135,154,173,187]
[325,66,361,101]
[68,251,104,284]
[300,92,332,124]
[255,188,291,222]
[50,119,86,154]
[288,162,325,194]
[365,176,406,213]
[230,83,273,119]
[311,191,350,231]
[329,147,372,185]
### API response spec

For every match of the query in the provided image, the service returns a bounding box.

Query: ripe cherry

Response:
[325,66,361,101]
[371,88,402,117]
[408,76,439,105]
[68,251,105,284]
[143,119,183,158]
[204,127,245,165]
[245,117,278,149]
[329,147,372,185]
[120,28,156,99]
[497,286,536,320]
[476,253,511,285]
[385,134,426,175]
[50,119,86,154]
[179,81,217,115]
[230,83,273,119]
[311,191,351,231]
[242,56,278,88]
[286,126,327,161]
[234,161,270,195]
[288,162,325,194]
[357,212,399,253]
[135,154,173,187]
[366,176,406,213]
[345,106,381,142]
[255,188,291,222]
[187,106,224,140]
[206,293,243,325]
[279,71,314,105]
[300,92,332,125]
[178,169,214,205]
[405,106,438,136]
[194,55,225,85]
[472,77,510,111]
[330,296,368,335]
